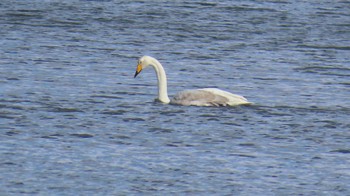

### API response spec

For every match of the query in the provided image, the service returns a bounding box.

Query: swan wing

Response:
[171,88,250,106]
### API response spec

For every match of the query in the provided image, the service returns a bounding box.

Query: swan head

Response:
[134,56,154,78]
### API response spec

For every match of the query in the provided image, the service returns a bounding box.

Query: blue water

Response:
[1,0,350,195]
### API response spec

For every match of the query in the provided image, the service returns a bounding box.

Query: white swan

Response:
[134,56,251,106]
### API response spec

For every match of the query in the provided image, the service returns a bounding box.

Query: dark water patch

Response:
[0,104,26,111]
[70,133,94,138]
[197,2,218,7]
[149,127,174,133]
[101,109,126,115]
[166,143,182,147]
[0,112,23,120]
[312,156,322,160]
[122,117,146,122]
[270,135,293,141]
[6,77,20,81]
[47,19,84,26]
[252,77,279,81]
[165,141,195,147]
[207,117,220,122]
[221,122,242,126]
[2,162,17,166]
[109,140,132,146]
[313,120,339,129]
[229,153,257,158]
[255,106,295,118]
[202,137,226,144]
[331,149,350,154]
[41,133,64,140]
[5,130,21,136]
[238,143,256,147]
[339,82,350,86]
[159,110,185,116]
[295,65,350,76]
[298,44,350,51]
[4,10,44,19]
[108,134,131,140]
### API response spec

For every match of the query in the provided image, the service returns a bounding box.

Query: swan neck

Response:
[150,58,170,103]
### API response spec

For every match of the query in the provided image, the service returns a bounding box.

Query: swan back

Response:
[172,88,250,106]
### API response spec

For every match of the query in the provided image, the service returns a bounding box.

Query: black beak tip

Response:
[134,71,139,78]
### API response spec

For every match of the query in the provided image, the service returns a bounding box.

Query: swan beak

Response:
[134,63,142,78]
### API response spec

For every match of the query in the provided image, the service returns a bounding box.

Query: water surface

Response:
[1,0,350,195]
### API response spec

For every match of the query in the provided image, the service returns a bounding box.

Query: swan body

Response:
[134,56,251,106]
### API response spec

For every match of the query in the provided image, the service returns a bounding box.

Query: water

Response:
[1,0,350,195]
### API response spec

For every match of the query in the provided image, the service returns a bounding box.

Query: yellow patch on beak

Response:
[134,63,142,78]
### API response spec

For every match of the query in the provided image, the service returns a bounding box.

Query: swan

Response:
[134,56,251,106]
